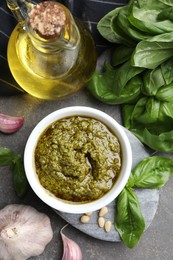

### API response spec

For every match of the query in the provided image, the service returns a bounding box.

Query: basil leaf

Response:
[142,67,165,96]
[156,82,173,102]
[125,97,173,129]
[129,0,173,34]
[0,147,16,166]
[120,75,142,104]
[114,187,145,248]
[161,57,173,85]
[97,7,134,45]
[132,128,173,152]
[122,97,173,152]
[128,156,173,188]
[117,5,152,42]
[129,97,161,125]
[131,41,173,69]
[122,104,135,129]
[87,67,117,104]
[88,67,142,105]
[147,32,173,43]
[112,46,134,66]
[113,60,144,95]
[11,155,29,198]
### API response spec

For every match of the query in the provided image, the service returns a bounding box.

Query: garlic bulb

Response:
[61,225,82,260]
[0,204,53,260]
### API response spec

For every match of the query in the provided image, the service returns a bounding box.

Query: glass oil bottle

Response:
[7,0,97,99]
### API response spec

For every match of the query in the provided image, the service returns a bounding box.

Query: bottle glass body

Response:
[8,17,97,100]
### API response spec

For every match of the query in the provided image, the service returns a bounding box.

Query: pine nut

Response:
[104,220,112,232]
[98,217,105,228]
[80,215,90,223]
[99,206,108,217]
[85,212,93,216]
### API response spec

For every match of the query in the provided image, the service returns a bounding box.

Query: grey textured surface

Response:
[1,89,173,260]
[1,0,173,258]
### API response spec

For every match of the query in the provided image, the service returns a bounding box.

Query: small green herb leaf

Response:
[112,46,134,66]
[88,66,142,105]
[142,67,165,96]
[113,60,144,96]
[131,41,173,69]
[129,0,173,34]
[122,97,173,152]
[97,6,134,45]
[161,57,173,85]
[11,155,29,198]
[128,156,173,189]
[117,5,151,42]
[114,187,145,248]
[0,147,16,166]
[156,82,173,102]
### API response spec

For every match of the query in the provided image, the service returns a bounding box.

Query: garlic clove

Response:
[0,113,24,134]
[0,204,53,260]
[61,225,82,260]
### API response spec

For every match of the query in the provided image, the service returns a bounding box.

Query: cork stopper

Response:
[28,1,66,39]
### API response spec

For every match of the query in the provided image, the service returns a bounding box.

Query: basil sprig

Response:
[115,156,173,248]
[0,147,28,198]
[88,0,173,152]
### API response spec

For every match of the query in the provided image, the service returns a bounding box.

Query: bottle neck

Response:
[6,0,34,22]
[26,1,80,53]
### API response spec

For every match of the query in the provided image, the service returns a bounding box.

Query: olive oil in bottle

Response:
[7,1,97,100]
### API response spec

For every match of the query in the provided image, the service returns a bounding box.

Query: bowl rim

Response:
[24,106,132,214]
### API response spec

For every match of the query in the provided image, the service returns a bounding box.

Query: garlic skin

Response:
[0,113,24,134]
[61,226,82,260]
[0,204,53,260]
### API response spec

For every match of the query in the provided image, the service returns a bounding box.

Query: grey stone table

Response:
[0,88,173,260]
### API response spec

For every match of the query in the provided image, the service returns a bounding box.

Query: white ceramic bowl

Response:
[24,106,132,214]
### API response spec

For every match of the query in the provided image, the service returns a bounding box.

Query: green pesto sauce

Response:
[35,116,122,202]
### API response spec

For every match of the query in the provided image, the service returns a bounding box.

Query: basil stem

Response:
[114,186,145,248]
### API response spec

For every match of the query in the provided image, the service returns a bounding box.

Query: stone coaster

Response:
[55,128,159,242]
